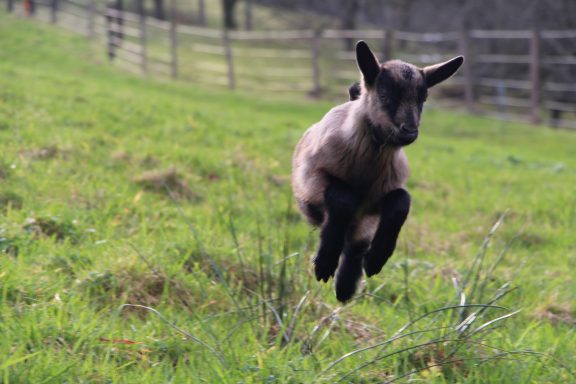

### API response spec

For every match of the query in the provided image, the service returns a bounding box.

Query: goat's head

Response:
[355,40,463,147]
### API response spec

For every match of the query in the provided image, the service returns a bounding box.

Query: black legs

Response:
[314,181,358,282]
[313,184,411,302]
[364,189,411,277]
[335,241,368,302]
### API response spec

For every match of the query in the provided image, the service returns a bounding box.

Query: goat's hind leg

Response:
[363,188,411,277]
[314,180,358,282]
[335,240,369,302]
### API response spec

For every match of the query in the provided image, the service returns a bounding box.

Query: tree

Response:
[340,0,360,50]
[197,0,206,26]
[245,0,253,30]
[222,0,238,29]
[153,0,165,20]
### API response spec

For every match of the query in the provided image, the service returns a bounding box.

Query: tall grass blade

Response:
[118,304,227,366]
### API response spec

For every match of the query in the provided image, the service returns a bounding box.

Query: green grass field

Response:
[1,13,575,383]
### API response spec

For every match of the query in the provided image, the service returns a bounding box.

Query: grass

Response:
[1,12,576,383]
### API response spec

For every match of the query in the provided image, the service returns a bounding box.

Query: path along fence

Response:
[5,0,576,129]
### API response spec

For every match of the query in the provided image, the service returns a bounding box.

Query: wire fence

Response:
[5,0,576,129]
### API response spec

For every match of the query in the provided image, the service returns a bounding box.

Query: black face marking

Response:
[374,64,429,126]
[376,70,401,119]
[401,65,414,81]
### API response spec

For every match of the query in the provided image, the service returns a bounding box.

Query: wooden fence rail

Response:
[5,0,576,129]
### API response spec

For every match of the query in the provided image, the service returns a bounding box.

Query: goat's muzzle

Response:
[393,124,419,146]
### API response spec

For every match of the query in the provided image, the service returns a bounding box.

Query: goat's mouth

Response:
[366,119,419,148]
[389,124,419,147]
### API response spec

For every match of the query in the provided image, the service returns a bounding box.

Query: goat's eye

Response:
[380,87,401,104]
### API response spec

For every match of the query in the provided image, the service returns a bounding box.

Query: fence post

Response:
[137,0,148,75]
[529,28,541,124]
[223,28,235,89]
[169,0,178,79]
[50,0,58,23]
[105,5,113,61]
[115,0,124,42]
[6,0,14,12]
[310,29,322,97]
[87,0,96,38]
[459,28,475,113]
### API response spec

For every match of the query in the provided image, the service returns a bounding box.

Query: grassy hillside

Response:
[1,13,575,383]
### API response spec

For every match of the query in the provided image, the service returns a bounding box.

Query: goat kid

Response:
[292,40,463,302]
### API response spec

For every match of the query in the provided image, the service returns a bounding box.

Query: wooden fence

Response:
[5,0,576,129]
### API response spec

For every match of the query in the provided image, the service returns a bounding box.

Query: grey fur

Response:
[292,40,463,296]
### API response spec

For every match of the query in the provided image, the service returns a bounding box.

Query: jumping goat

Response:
[292,40,463,302]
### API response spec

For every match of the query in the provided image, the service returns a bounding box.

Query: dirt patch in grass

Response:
[203,171,221,182]
[403,343,468,380]
[111,150,131,163]
[69,188,106,210]
[535,304,575,326]
[23,216,79,242]
[133,168,201,202]
[47,253,93,276]
[0,231,20,256]
[19,145,62,160]
[139,155,160,168]
[0,191,23,211]
[183,250,275,294]
[76,268,229,312]
[0,159,15,180]
[118,271,192,308]
[512,231,547,248]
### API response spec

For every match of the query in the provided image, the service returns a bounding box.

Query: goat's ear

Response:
[423,56,464,88]
[356,41,380,87]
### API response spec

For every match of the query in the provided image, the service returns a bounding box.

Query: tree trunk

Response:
[222,0,238,29]
[244,0,252,30]
[340,0,359,51]
[197,0,206,25]
[153,0,165,20]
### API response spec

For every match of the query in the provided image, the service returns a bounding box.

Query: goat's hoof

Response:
[336,284,356,304]
[335,252,364,303]
[363,251,387,277]
[314,259,338,282]
[335,276,358,303]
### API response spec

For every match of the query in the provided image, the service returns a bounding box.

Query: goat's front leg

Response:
[314,180,358,282]
[363,189,411,277]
